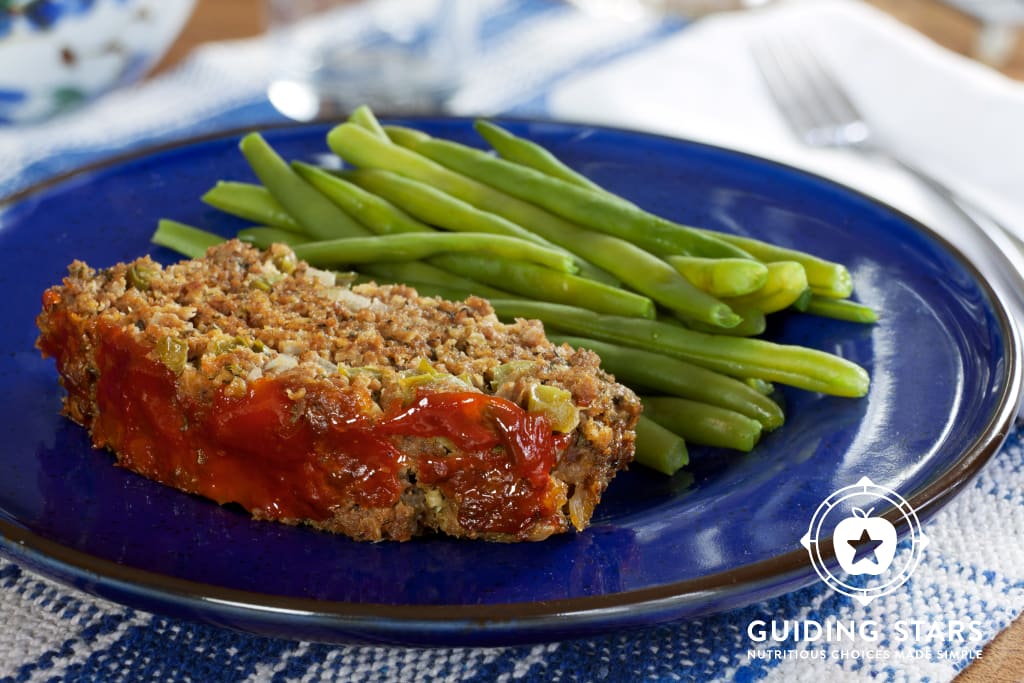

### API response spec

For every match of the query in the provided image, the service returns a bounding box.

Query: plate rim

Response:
[2,117,1020,641]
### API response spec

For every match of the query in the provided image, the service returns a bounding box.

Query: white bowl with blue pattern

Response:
[0,0,196,124]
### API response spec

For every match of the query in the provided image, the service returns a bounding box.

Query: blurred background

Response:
[1,0,1020,125]
[152,0,1023,82]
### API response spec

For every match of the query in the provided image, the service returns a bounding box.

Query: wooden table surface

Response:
[154,2,1023,679]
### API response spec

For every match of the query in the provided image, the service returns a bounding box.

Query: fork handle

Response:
[889,154,1024,411]
[889,155,1024,306]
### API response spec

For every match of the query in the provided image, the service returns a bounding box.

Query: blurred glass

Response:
[567,0,773,21]
[266,0,477,121]
[0,0,195,124]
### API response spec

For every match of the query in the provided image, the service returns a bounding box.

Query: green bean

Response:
[467,119,851,302]
[722,261,808,314]
[641,396,763,452]
[666,256,768,298]
[343,124,627,277]
[340,166,572,250]
[359,262,513,299]
[434,254,656,319]
[471,121,775,327]
[468,118,859,315]
[489,299,870,397]
[746,378,776,395]
[292,162,431,236]
[358,258,505,301]
[291,161,603,300]
[380,125,431,147]
[291,233,577,272]
[290,158,655,310]
[365,254,638,317]
[326,123,741,327]
[373,279,490,302]
[152,219,225,258]
[238,226,310,249]
[804,295,879,323]
[633,415,689,476]
[239,132,369,240]
[465,123,815,317]
[654,310,760,335]
[201,181,302,232]
[348,104,388,140]
[382,124,751,260]
[697,229,853,299]
[551,334,784,430]
[473,119,606,193]
[679,306,767,337]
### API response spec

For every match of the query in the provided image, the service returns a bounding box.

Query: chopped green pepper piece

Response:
[157,335,189,374]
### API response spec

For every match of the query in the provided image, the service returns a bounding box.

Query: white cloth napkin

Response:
[548,0,1024,266]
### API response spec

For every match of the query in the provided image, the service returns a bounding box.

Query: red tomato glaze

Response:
[58,322,563,537]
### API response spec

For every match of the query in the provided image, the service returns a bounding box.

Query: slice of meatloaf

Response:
[36,240,640,542]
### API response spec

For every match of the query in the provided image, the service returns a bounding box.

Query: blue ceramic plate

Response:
[0,120,1019,646]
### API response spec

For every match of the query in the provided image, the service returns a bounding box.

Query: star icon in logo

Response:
[802,477,931,605]
[850,529,885,565]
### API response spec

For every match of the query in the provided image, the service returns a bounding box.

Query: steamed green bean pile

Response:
[152,105,875,477]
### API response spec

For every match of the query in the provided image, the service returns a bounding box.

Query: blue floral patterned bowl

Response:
[0,0,195,124]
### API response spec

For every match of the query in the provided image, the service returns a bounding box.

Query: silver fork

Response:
[751,35,1024,327]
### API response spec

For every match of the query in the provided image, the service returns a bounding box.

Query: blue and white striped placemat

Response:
[2,1,1022,680]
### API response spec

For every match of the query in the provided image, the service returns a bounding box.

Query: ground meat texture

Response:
[35,241,641,542]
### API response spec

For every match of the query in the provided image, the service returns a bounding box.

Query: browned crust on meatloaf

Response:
[36,240,640,542]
